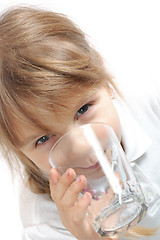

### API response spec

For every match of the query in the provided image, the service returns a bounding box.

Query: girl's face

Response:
[18,86,121,174]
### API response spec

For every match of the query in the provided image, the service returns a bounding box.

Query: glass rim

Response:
[48,122,113,162]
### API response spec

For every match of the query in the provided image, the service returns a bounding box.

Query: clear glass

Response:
[49,122,147,237]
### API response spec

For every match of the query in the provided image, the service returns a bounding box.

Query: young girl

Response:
[0,6,160,240]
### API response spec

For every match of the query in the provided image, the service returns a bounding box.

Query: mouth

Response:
[80,161,100,170]
[78,161,105,179]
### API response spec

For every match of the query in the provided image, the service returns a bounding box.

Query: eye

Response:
[35,135,50,146]
[76,103,91,119]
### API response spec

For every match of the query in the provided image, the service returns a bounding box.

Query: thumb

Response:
[49,168,60,199]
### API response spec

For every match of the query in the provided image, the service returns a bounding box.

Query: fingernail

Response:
[76,176,82,183]
[65,168,71,176]
[83,192,88,200]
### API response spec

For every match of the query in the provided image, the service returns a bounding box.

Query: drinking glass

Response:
[49,122,147,237]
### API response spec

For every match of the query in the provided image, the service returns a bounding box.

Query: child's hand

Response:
[49,168,119,240]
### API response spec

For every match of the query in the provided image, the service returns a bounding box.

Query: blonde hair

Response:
[0,6,157,238]
[0,6,117,193]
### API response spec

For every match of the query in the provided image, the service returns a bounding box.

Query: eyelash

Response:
[75,103,92,120]
[35,135,51,147]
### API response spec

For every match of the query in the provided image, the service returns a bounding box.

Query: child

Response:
[0,6,160,240]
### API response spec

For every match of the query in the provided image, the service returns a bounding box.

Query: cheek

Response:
[94,102,121,142]
[104,110,121,141]
[22,149,52,173]
[109,109,121,141]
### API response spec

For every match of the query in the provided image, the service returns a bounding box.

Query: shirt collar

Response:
[112,99,152,162]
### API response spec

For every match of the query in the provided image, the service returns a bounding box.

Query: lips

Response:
[80,161,100,170]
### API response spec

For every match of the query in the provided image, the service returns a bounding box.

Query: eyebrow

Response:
[75,89,98,106]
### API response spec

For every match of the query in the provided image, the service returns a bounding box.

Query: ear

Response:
[106,83,116,99]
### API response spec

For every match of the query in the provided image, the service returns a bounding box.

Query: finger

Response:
[72,192,92,222]
[53,168,76,201]
[61,175,88,208]
[49,168,61,189]
[49,168,61,199]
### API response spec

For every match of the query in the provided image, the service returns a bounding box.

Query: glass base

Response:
[93,196,148,237]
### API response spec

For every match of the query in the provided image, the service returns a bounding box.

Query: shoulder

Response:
[19,180,61,227]
[117,75,160,103]
[117,77,160,119]
[116,76,160,142]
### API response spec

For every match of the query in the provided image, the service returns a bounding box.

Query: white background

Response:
[0,1,160,239]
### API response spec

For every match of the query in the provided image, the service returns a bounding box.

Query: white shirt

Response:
[19,79,160,240]
[115,79,160,239]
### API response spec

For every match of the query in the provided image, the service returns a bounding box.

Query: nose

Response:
[63,122,83,136]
